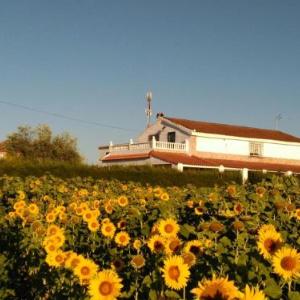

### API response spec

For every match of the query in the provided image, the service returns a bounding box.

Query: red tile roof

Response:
[102,153,150,161]
[164,117,300,143]
[150,151,300,173]
[101,150,300,173]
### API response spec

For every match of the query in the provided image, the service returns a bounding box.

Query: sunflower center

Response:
[99,281,113,296]
[281,256,297,271]
[154,241,164,251]
[169,240,180,252]
[190,245,200,255]
[81,266,90,276]
[164,224,174,233]
[55,255,63,263]
[105,226,112,232]
[119,235,127,243]
[49,228,57,235]
[264,238,281,254]
[168,266,180,281]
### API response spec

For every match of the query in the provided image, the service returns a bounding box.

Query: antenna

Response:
[145,91,153,127]
[274,113,282,130]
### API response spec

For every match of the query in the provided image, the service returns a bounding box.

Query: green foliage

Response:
[5,124,82,163]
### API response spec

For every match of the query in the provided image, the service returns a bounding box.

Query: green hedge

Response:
[0,159,242,187]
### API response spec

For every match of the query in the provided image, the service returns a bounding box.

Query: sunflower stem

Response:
[183,286,186,300]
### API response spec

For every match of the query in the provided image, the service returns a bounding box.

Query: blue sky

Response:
[1,1,300,163]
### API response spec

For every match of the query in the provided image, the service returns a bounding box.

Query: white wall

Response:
[196,136,249,155]
[196,136,300,160]
[137,119,189,143]
[264,143,300,160]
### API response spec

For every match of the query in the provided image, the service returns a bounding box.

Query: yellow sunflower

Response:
[65,252,84,270]
[46,224,62,237]
[74,258,99,285]
[191,276,242,300]
[46,212,56,223]
[88,219,100,232]
[83,210,94,223]
[133,239,142,251]
[160,192,170,201]
[131,255,146,269]
[182,252,196,267]
[158,218,180,238]
[45,250,66,268]
[88,269,123,300]
[294,208,300,220]
[257,229,283,260]
[101,222,116,239]
[258,224,277,235]
[147,235,165,253]
[240,285,266,300]
[114,231,130,247]
[28,203,39,215]
[117,195,128,207]
[183,240,203,256]
[161,255,190,290]
[272,247,300,281]
[164,236,181,255]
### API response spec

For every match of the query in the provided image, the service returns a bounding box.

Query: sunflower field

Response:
[0,174,300,300]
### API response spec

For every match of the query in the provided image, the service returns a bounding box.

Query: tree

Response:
[5,124,83,163]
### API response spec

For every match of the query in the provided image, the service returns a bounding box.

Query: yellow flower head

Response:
[257,229,283,260]
[88,269,123,300]
[164,236,181,255]
[133,239,142,251]
[147,235,165,253]
[117,195,128,207]
[46,224,63,237]
[161,255,190,290]
[191,275,242,300]
[158,218,180,238]
[65,252,84,270]
[114,231,130,247]
[88,219,100,232]
[183,240,203,256]
[101,222,116,239]
[45,250,67,268]
[131,255,146,269]
[160,192,170,201]
[74,258,99,285]
[240,285,266,300]
[272,247,300,281]
[83,210,94,223]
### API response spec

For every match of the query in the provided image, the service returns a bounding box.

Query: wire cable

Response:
[0,99,137,132]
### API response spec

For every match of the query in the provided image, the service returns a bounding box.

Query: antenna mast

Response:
[145,91,153,127]
[274,113,282,130]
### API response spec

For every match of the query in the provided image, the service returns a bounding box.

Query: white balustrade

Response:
[108,140,187,153]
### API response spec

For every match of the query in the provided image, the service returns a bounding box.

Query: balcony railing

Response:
[107,138,188,153]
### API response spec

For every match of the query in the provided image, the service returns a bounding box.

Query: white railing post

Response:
[185,139,189,153]
[242,168,248,184]
[177,163,184,172]
[152,136,156,149]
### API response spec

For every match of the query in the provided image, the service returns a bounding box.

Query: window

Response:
[148,133,160,141]
[249,142,263,157]
[167,132,176,143]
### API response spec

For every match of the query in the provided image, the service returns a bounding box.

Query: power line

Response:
[0,100,137,132]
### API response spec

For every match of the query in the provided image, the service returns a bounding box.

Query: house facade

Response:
[98,115,300,181]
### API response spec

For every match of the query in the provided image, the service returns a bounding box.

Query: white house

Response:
[98,114,300,181]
